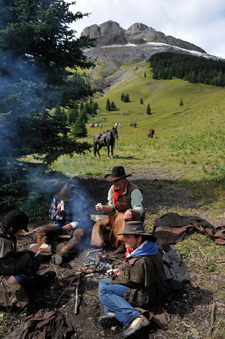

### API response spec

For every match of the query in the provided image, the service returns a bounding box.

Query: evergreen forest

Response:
[150,52,225,86]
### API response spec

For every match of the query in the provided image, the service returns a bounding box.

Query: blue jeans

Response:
[14,274,32,288]
[98,278,141,327]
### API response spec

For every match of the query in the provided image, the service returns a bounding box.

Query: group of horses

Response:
[92,124,155,159]
[114,123,121,127]
[90,123,102,128]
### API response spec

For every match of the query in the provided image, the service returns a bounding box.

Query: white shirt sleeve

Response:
[70,221,79,229]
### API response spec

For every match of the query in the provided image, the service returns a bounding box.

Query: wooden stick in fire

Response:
[74,275,80,315]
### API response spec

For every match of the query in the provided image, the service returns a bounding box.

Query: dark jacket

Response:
[111,251,166,311]
[0,232,39,307]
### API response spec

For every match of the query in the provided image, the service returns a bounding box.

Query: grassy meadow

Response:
[50,63,225,339]
[51,60,225,217]
[2,61,224,339]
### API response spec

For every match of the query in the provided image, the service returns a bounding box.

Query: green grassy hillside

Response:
[51,60,225,215]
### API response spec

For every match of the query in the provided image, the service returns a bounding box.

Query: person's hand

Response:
[63,224,73,231]
[112,268,121,277]
[29,244,40,254]
[95,203,103,211]
[123,209,132,221]
[57,201,64,214]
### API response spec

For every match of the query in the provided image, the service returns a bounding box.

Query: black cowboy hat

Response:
[56,181,78,202]
[4,210,29,232]
[105,166,132,182]
[117,221,154,237]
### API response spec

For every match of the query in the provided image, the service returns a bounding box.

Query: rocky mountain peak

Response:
[126,22,149,35]
[80,21,212,91]
[81,20,125,40]
[81,20,205,53]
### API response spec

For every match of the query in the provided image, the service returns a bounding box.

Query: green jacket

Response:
[111,252,166,310]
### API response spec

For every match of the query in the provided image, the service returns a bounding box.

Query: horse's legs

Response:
[97,145,101,158]
[94,144,99,157]
[111,145,114,159]
[107,145,110,159]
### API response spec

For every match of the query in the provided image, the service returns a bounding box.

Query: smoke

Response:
[0,8,96,225]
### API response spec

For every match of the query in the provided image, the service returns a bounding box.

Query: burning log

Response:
[78,268,96,274]
[78,257,101,274]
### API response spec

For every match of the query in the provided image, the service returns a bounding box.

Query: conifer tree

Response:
[54,106,68,135]
[110,101,117,111]
[140,98,143,104]
[72,111,87,137]
[80,102,84,112]
[92,102,99,116]
[68,107,79,125]
[106,99,111,111]
[147,103,151,115]
[0,0,95,212]
[126,93,130,102]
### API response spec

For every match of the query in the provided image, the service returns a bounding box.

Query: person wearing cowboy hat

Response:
[36,180,91,265]
[91,166,145,251]
[98,221,167,338]
[0,210,55,308]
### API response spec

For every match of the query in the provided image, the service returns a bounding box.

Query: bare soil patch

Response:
[2,173,225,339]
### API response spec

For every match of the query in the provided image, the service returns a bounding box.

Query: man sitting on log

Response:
[91,166,145,252]
[37,180,91,265]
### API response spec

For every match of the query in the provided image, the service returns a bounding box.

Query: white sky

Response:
[67,0,225,59]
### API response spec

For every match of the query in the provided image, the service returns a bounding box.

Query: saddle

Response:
[96,131,108,145]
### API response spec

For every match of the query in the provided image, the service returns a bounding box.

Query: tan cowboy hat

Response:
[105,166,132,181]
[56,181,77,202]
[117,221,154,238]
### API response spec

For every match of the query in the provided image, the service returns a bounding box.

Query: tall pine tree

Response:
[0,0,95,212]
[147,103,151,115]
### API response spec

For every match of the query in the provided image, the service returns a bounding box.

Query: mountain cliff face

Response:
[81,21,205,53]
[80,21,214,90]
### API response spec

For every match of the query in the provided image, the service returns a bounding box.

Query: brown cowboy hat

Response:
[105,166,132,181]
[117,221,154,238]
[56,181,77,202]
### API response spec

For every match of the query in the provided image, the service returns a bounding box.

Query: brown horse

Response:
[130,122,137,128]
[147,128,155,138]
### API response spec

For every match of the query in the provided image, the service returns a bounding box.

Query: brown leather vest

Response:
[110,180,145,221]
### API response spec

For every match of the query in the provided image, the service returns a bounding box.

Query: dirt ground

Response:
[2,173,225,338]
